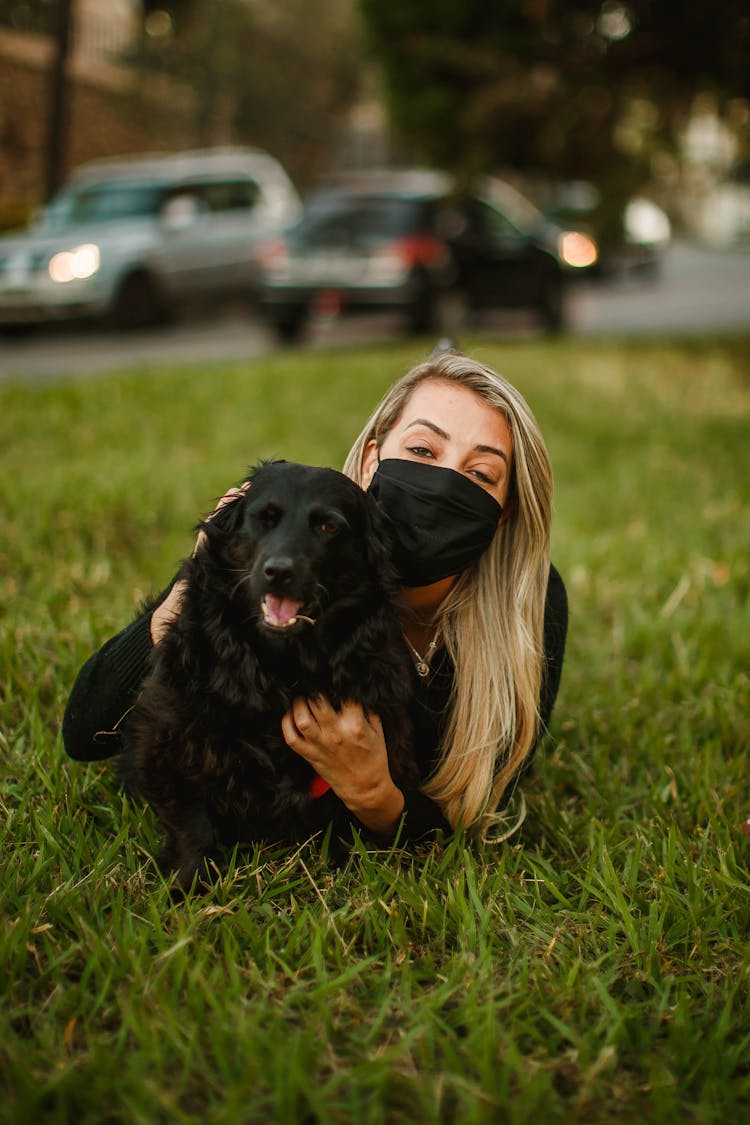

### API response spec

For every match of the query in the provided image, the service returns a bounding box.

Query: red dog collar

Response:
[309,773,331,799]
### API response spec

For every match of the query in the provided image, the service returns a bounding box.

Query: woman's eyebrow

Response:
[405,418,449,440]
[475,443,508,465]
[405,419,508,464]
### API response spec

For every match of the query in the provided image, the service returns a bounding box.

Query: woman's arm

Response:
[61,579,181,761]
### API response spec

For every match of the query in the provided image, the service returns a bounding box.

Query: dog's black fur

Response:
[121,461,416,891]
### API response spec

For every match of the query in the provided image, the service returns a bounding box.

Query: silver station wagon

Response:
[0,148,301,330]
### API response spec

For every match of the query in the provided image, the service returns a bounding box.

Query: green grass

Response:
[1,335,749,1123]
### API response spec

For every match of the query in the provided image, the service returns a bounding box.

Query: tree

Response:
[44,0,74,200]
[135,0,363,191]
[358,0,750,232]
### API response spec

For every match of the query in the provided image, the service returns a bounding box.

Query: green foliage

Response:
[134,0,363,190]
[1,336,749,1121]
[359,0,750,205]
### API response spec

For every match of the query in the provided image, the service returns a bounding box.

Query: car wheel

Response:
[110,271,167,330]
[539,274,566,334]
[405,276,434,336]
[407,274,471,337]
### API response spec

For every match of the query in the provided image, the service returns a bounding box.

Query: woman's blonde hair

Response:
[342,352,552,836]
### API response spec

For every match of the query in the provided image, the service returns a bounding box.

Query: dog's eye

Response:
[310,506,348,536]
[312,512,345,536]
[258,503,282,528]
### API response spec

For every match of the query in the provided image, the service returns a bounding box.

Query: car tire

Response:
[405,275,434,336]
[407,273,471,337]
[110,271,167,330]
[273,308,308,344]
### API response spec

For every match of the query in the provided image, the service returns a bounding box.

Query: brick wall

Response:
[0,27,195,228]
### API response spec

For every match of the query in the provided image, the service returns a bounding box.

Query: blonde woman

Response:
[63,351,567,843]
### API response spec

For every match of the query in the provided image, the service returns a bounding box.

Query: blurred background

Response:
[0,0,748,367]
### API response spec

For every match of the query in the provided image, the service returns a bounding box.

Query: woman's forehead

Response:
[395,379,512,448]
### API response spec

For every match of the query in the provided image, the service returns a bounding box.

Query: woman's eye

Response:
[469,469,493,484]
[407,445,434,459]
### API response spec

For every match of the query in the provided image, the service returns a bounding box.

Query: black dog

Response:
[121,461,416,891]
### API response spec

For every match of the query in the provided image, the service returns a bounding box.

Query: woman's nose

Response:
[436,452,464,474]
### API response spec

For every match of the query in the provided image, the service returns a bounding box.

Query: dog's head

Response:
[200,461,398,638]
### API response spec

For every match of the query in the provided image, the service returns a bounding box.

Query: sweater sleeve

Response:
[61,583,176,761]
[396,787,452,839]
[539,563,568,734]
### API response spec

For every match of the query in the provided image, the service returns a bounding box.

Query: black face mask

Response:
[367,458,503,586]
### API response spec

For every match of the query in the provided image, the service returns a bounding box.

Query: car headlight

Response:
[48,243,101,283]
[558,230,599,269]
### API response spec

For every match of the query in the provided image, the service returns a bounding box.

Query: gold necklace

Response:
[403,625,441,678]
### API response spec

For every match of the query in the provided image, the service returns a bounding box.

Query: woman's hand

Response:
[281,697,405,838]
[150,580,186,643]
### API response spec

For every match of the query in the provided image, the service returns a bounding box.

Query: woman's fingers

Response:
[193,481,251,555]
[289,697,322,736]
[149,579,187,644]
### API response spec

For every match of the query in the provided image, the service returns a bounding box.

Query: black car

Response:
[258,170,572,342]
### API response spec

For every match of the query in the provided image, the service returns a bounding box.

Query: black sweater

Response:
[62,565,568,841]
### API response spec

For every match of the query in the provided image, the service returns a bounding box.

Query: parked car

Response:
[258,169,585,342]
[0,148,301,330]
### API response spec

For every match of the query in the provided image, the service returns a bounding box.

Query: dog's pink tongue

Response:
[263,595,303,625]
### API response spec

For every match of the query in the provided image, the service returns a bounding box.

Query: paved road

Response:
[568,239,750,337]
[1,240,748,383]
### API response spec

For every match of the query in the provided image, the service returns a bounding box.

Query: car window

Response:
[468,199,525,244]
[198,178,261,213]
[42,181,162,229]
[483,185,541,232]
[294,197,418,245]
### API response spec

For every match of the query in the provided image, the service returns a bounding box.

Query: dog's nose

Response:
[263,556,294,586]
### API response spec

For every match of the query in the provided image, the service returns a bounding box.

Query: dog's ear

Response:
[198,489,246,546]
[362,494,399,585]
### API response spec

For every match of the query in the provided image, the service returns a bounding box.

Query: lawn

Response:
[1,334,748,1123]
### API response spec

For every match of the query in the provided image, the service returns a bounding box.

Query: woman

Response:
[63,350,567,842]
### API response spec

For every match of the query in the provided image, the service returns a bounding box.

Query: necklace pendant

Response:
[404,625,440,679]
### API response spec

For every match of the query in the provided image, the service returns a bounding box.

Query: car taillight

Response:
[388,234,449,268]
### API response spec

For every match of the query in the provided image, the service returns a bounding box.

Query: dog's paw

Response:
[154,847,210,897]
[174,855,219,897]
